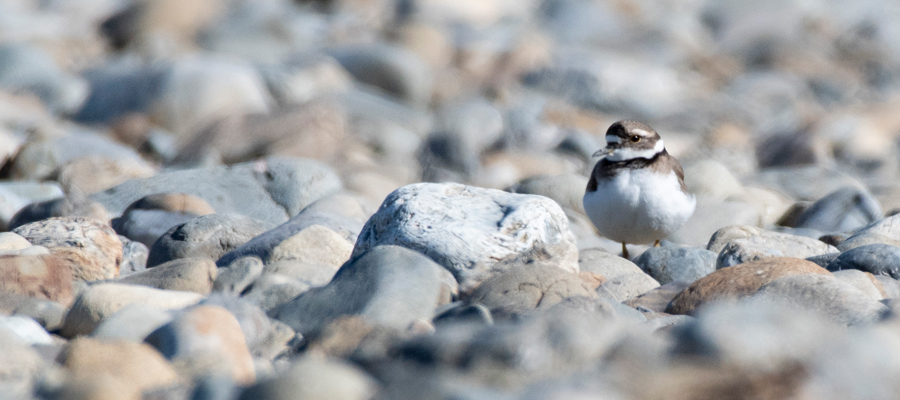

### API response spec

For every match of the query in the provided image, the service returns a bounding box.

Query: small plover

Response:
[583,120,696,258]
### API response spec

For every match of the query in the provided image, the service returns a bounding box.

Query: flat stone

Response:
[0,292,67,331]
[116,258,217,294]
[753,274,888,325]
[710,225,837,268]
[61,283,203,337]
[352,183,579,293]
[270,245,445,335]
[58,155,157,195]
[91,157,342,225]
[113,209,198,248]
[147,213,273,267]
[145,305,256,384]
[635,246,718,285]
[201,294,295,360]
[624,281,692,313]
[242,273,310,312]
[667,257,831,315]
[507,173,589,215]
[466,264,599,316]
[14,217,123,281]
[0,315,52,345]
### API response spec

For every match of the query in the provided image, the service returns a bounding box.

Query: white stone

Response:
[352,183,579,293]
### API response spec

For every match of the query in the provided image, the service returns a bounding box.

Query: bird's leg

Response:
[654,240,661,247]
[622,242,629,259]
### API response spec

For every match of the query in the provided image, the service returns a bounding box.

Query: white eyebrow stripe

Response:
[631,129,652,136]
[604,139,665,161]
[605,135,621,144]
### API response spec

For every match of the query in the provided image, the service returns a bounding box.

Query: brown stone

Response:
[122,192,215,216]
[13,217,123,281]
[466,264,599,315]
[115,258,217,295]
[60,337,180,395]
[145,305,255,384]
[0,254,74,306]
[666,257,830,315]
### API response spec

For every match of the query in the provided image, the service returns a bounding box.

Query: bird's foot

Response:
[621,242,629,259]
[654,240,661,247]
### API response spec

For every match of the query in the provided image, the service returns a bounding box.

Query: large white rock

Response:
[352,183,579,293]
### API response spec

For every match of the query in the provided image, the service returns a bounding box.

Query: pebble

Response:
[352,183,579,293]
[579,248,660,302]
[60,337,180,396]
[270,245,445,335]
[466,264,599,316]
[13,217,123,281]
[213,256,264,294]
[792,187,883,232]
[710,225,838,268]
[91,157,342,225]
[145,305,256,384]
[753,274,888,325]
[237,356,378,400]
[0,254,74,305]
[635,246,718,285]
[116,257,217,294]
[667,257,830,315]
[147,213,273,267]
[826,244,900,279]
[61,283,203,337]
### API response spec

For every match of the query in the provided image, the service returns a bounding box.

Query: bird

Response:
[583,120,696,259]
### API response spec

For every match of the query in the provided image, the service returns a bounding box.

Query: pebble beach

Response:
[3,0,900,399]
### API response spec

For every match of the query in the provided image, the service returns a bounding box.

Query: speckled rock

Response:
[667,257,831,315]
[353,183,579,293]
[0,254,74,306]
[13,217,123,281]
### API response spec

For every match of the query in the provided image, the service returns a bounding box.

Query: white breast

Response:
[583,168,695,244]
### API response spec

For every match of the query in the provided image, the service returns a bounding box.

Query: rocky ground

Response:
[3,0,900,399]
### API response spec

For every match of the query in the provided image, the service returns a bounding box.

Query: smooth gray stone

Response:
[329,44,432,105]
[826,244,900,279]
[806,253,841,268]
[269,245,445,335]
[0,43,87,113]
[75,63,168,123]
[433,303,493,326]
[113,209,196,248]
[92,157,342,225]
[148,213,274,267]
[217,201,364,267]
[753,274,888,325]
[0,316,53,345]
[793,187,882,232]
[242,273,310,312]
[635,246,717,285]
[214,256,265,294]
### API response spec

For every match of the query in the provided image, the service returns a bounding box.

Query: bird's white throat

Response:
[605,139,665,162]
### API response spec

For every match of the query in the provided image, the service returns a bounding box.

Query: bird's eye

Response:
[630,135,641,143]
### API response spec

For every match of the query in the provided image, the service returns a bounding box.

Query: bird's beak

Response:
[592,146,614,158]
